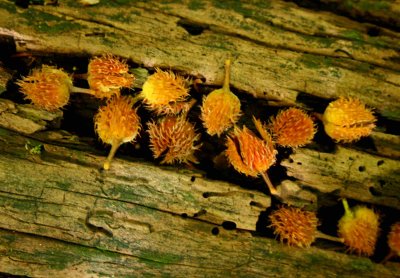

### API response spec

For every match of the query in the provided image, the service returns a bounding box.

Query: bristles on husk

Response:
[388,222,400,256]
[94,96,141,169]
[141,68,189,113]
[269,206,319,247]
[88,54,134,99]
[16,65,72,111]
[269,108,316,148]
[147,116,201,164]
[338,200,379,256]
[201,59,241,136]
[225,126,276,177]
[201,89,241,136]
[322,98,376,142]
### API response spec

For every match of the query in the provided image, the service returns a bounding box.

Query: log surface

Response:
[0,0,399,277]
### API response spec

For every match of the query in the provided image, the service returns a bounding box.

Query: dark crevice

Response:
[177,19,209,36]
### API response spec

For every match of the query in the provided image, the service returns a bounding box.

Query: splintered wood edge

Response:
[281,146,400,209]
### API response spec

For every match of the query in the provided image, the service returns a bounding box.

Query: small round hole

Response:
[297,162,302,165]
[369,186,382,196]
[288,158,294,163]
[181,213,188,218]
[202,192,210,198]
[377,160,384,166]
[211,227,219,235]
[190,176,196,182]
[358,166,366,172]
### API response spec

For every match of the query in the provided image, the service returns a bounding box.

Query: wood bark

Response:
[0,0,399,277]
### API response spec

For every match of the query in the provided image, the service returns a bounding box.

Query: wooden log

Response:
[0,0,399,119]
[0,0,399,276]
[281,146,400,209]
[0,128,399,277]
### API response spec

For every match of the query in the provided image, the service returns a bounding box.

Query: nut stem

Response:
[315,231,344,243]
[103,141,122,170]
[70,85,95,95]
[260,171,278,195]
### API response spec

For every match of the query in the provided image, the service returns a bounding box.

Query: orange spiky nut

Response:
[269,206,319,247]
[269,206,342,248]
[322,97,376,142]
[88,54,135,99]
[225,124,277,194]
[388,222,400,256]
[201,59,241,136]
[94,96,141,170]
[269,107,316,148]
[140,68,190,114]
[16,65,73,111]
[147,115,201,164]
[337,199,379,256]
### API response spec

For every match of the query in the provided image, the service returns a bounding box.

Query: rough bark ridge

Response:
[0,0,399,277]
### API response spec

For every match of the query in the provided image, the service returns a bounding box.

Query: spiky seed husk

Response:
[152,98,196,116]
[322,98,376,142]
[201,59,241,136]
[147,116,201,164]
[269,206,319,247]
[141,68,189,113]
[88,54,135,99]
[225,126,276,177]
[269,108,316,148]
[338,199,379,256]
[388,222,400,256]
[94,96,141,169]
[16,65,72,111]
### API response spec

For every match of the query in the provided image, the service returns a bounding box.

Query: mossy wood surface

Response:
[0,0,399,277]
[0,127,399,277]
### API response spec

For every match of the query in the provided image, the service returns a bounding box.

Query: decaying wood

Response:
[317,0,400,29]
[0,127,399,277]
[0,0,399,276]
[281,146,400,209]
[0,0,399,119]
[0,99,62,134]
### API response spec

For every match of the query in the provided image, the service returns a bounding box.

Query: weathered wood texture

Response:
[0,127,399,277]
[0,0,399,119]
[0,0,399,277]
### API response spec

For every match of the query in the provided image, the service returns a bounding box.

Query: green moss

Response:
[9,198,37,211]
[346,258,374,272]
[297,54,321,69]
[297,54,336,70]
[0,2,16,14]
[212,0,271,19]
[188,0,205,10]
[1,234,17,244]
[55,181,72,191]
[341,29,364,41]
[20,9,82,34]
[344,0,390,12]
[101,0,142,7]
[356,63,372,73]
[0,128,10,137]
[139,249,183,268]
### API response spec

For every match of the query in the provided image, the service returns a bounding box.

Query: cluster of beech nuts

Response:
[16,54,398,259]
